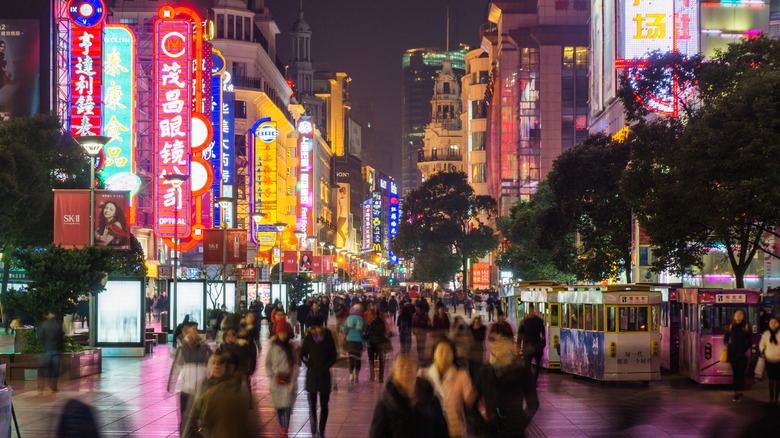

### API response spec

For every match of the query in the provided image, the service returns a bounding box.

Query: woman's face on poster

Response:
[103,202,116,220]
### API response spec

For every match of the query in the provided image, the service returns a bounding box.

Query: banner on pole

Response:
[203,229,247,264]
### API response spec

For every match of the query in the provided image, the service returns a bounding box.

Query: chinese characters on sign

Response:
[154,19,192,238]
[363,200,372,250]
[221,84,235,186]
[624,0,674,60]
[210,50,224,226]
[372,192,382,252]
[100,25,136,194]
[619,295,650,304]
[388,193,399,264]
[69,18,104,137]
[715,294,746,304]
[249,118,278,246]
[473,263,491,288]
[297,117,314,235]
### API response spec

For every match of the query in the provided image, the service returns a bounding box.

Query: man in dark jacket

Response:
[300,316,337,437]
[411,304,430,362]
[471,329,539,437]
[38,312,64,392]
[518,303,545,385]
[297,300,311,334]
[388,295,398,324]
[369,353,448,438]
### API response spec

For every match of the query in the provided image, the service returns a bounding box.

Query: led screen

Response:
[97,279,142,344]
[0,20,40,119]
[175,281,205,330]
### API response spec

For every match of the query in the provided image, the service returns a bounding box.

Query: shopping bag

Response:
[754,356,766,379]
[720,349,729,364]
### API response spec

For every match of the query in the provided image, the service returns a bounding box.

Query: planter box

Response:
[0,349,102,381]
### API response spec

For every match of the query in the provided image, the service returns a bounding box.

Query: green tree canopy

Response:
[393,171,499,290]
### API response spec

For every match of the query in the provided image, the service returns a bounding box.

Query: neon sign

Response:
[297,116,314,235]
[388,193,399,264]
[250,117,278,247]
[210,50,224,226]
[154,18,192,238]
[372,192,382,252]
[100,24,137,197]
[221,82,235,186]
[363,200,372,250]
[68,0,106,138]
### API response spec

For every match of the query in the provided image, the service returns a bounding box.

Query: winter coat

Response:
[265,339,300,409]
[297,303,311,325]
[759,328,780,363]
[418,366,476,438]
[471,357,539,437]
[468,325,487,363]
[412,310,430,331]
[398,306,414,334]
[300,329,338,393]
[182,375,251,438]
[388,298,399,313]
[369,377,449,438]
[168,338,211,395]
[343,314,366,343]
[724,320,752,359]
[431,314,451,332]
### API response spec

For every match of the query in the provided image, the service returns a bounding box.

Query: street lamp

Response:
[274,223,287,303]
[216,197,233,308]
[74,135,110,348]
[318,241,326,294]
[251,213,264,304]
[164,173,189,325]
[294,230,305,275]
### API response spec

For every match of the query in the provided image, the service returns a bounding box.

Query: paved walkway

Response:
[2,313,775,437]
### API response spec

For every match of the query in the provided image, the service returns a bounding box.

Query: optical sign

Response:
[67,0,106,28]
[154,19,192,238]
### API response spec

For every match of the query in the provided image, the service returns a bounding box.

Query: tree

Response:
[621,37,780,287]
[0,115,90,294]
[497,181,576,283]
[1,245,118,323]
[287,273,312,307]
[109,235,148,277]
[545,133,634,282]
[393,171,499,291]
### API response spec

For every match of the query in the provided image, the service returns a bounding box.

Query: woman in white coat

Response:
[418,338,477,438]
[265,319,300,437]
[759,316,780,403]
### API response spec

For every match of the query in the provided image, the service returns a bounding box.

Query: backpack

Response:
[364,318,386,345]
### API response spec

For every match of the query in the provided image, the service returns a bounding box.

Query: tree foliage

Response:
[0,115,90,293]
[393,171,499,289]
[497,181,576,283]
[2,244,118,323]
[109,235,148,277]
[546,133,634,282]
[620,36,780,287]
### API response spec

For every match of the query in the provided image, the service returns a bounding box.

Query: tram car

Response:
[558,285,662,383]
[678,288,761,384]
[657,286,682,372]
[504,281,559,330]
[519,284,564,369]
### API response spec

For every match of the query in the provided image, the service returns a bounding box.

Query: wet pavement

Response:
[1,313,774,437]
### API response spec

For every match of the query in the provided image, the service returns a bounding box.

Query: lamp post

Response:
[327,244,335,293]
[274,223,287,303]
[318,241,325,294]
[294,230,305,275]
[165,173,189,329]
[74,135,111,348]
[251,213,264,305]
[216,197,233,308]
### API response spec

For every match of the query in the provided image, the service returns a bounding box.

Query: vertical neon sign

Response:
[68,0,106,138]
[100,25,137,197]
[297,116,314,235]
[154,18,192,238]
[388,192,399,264]
[210,50,224,226]
[250,117,279,246]
[221,84,235,186]
[363,200,372,250]
[372,192,382,252]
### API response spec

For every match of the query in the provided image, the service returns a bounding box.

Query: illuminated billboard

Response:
[154,18,192,238]
[100,24,137,196]
[363,199,372,250]
[0,19,41,118]
[297,116,314,235]
[68,0,106,138]
[210,50,224,226]
[249,117,278,248]
[623,0,675,60]
[388,193,399,264]
[372,191,382,252]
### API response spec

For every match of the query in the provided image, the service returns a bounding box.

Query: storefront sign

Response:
[297,116,314,235]
[68,0,106,138]
[388,193,399,264]
[363,200,372,250]
[372,192,382,251]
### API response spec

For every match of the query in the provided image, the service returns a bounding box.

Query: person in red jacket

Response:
[411,303,430,363]
[430,303,450,342]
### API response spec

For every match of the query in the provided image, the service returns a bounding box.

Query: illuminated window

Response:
[472,132,485,151]
[576,47,588,70]
[472,163,486,183]
[449,144,458,157]
[431,147,438,160]
[563,46,574,70]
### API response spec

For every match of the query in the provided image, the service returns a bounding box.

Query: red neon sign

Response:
[69,26,103,137]
[154,18,192,239]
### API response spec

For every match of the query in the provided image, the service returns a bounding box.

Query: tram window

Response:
[701,305,713,333]
[562,305,569,329]
[572,304,582,330]
[619,307,629,332]
[651,306,659,332]
[550,304,559,327]
[598,304,605,331]
[671,302,682,327]
[637,307,649,331]
[607,306,616,332]
[584,304,593,331]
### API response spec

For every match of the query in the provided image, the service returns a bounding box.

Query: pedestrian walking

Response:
[388,295,399,324]
[265,319,299,437]
[451,316,471,368]
[465,297,473,319]
[300,316,338,438]
[182,352,252,437]
[518,305,545,386]
[398,302,414,354]
[759,316,780,403]
[38,312,64,393]
[288,301,299,337]
[430,303,451,342]
[369,353,448,438]
[412,303,430,362]
[365,310,390,383]
[167,321,211,434]
[419,339,477,438]
[342,305,366,383]
[468,316,487,383]
[470,327,539,437]
[486,297,495,322]
[298,299,311,335]
[725,309,753,402]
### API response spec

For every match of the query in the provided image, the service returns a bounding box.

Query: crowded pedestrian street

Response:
[2,305,775,438]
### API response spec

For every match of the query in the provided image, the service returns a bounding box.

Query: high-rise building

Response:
[461,48,490,199]
[401,45,469,197]
[483,0,589,217]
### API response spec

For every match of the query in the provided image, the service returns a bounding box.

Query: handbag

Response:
[275,372,291,385]
[755,355,766,379]
[720,349,729,364]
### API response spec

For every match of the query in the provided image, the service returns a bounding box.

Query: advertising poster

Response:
[247,283,271,306]
[297,116,314,235]
[283,250,298,273]
[94,191,131,250]
[312,255,334,274]
[203,229,247,264]
[472,263,491,288]
[53,190,91,248]
[97,279,142,344]
[336,182,350,248]
[299,250,313,273]
[0,20,40,119]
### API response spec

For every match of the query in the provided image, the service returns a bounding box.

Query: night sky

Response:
[266,0,490,178]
